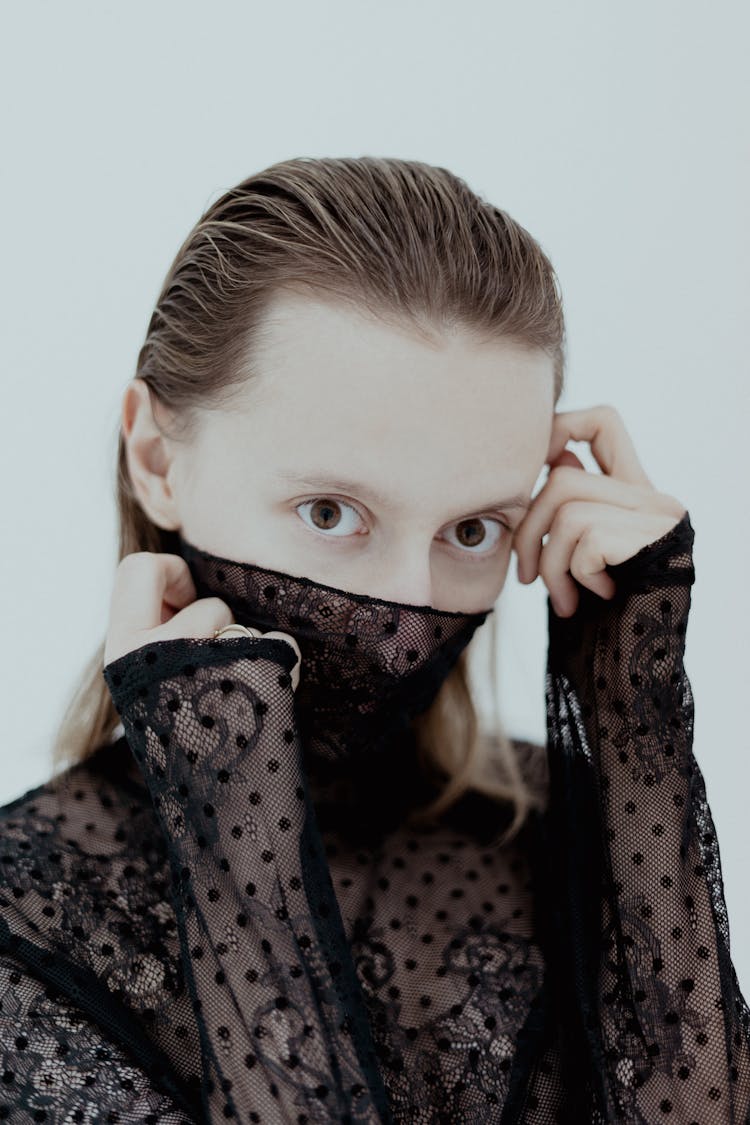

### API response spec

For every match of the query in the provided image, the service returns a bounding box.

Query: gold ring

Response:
[211,624,301,692]
[212,624,263,640]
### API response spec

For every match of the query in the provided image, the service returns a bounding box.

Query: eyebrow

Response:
[275,470,532,517]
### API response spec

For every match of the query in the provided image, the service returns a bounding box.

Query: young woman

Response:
[0,156,747,1122]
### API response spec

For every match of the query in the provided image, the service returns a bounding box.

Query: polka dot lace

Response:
[0,510,748,1122]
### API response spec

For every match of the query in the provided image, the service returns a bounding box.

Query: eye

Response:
[441,516,507,556]
[295,496,509,556]
[295,497,364,537]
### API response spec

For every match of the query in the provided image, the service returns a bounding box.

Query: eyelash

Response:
[293,496,510,558]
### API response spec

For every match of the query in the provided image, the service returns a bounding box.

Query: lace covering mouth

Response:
[174,533,494,765]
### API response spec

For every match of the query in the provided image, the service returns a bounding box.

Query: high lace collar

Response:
[172,533,494,770]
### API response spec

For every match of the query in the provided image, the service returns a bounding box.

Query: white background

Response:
[1,0,748,996]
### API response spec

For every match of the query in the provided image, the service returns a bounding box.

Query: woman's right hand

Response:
[103,551,301,676]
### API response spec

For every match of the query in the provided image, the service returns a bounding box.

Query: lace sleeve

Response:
[541,509,750,1122]
[0,951,192,1122]
[102,634,392,1124]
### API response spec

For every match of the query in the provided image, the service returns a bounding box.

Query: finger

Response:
[262,630,302,666]
[547,449,585,472]
[537,502,618,615]
[547,406,654,488]
[515,468,645,583]
[568,526,620,602]
[109,552,197,635]
[261,630,303,691]
[155,595,235,643]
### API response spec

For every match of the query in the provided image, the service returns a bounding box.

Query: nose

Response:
[366,548,436,610]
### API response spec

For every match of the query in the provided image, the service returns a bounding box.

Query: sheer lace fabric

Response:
[0,510,748,1123]
[173,531,495,767]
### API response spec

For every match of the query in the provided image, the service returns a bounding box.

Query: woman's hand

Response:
[103,551,302,670]
[512,405,688,618]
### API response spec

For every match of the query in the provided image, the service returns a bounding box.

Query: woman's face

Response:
[124,289,555,613]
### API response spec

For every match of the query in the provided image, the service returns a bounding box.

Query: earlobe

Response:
[121,380,181,531]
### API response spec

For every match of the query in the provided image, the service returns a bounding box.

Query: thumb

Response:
[153,596,235,643]
[548,449,586,472]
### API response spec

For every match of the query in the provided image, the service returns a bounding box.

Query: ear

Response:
[121,379,182,531]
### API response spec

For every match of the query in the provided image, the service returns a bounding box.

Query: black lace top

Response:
[0,510,748,1123]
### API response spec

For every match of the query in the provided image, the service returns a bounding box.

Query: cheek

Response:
[464,554,511,612]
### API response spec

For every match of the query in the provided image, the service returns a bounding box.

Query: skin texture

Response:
[122,289,556,615]
[110,290,688,666]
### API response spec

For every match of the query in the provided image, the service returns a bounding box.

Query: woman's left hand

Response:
[512,405,688,618]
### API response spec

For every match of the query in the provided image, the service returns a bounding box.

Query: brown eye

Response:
[310,498,341,529]
[295,498,363,537]
[455,518,486,547]
[443,517,505,556]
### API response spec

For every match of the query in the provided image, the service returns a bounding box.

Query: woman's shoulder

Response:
[0,947,195,1122]
[0,739,183,1058]
[0,736,147,828]
[0,737,160,932]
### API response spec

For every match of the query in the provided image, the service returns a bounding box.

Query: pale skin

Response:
[104,289,687,668]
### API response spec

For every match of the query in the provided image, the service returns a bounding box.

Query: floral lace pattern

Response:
[174,530,494,766]
[0,509,748,1123]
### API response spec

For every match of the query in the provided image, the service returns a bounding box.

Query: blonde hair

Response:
[52,156,566,844]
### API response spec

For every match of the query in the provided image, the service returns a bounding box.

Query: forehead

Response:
[222,290,555,502]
